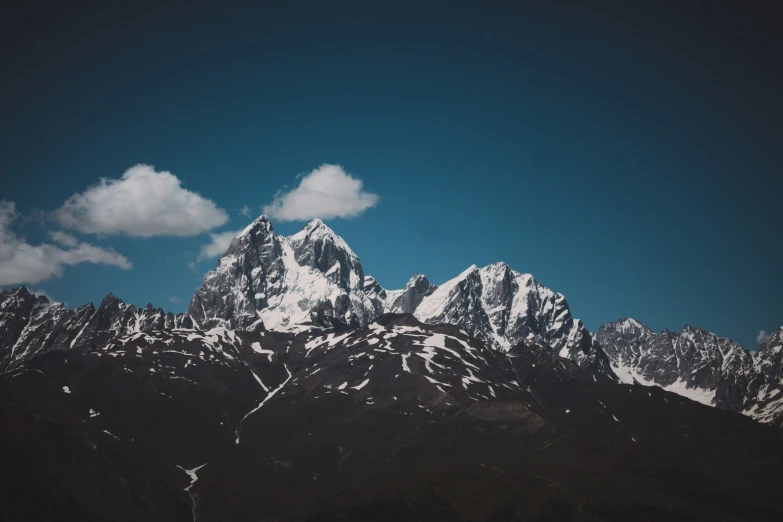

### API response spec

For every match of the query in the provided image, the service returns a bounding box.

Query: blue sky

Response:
[1,1,780,349]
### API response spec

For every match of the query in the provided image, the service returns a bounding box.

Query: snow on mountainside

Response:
[745,328,783,427]
[4,312,783,521]
[0,286,192,372]
[188,217,380,332]
[596,319,775,415]
[188,217,613,376]
[384,263,613,377]
[4,215,781,427]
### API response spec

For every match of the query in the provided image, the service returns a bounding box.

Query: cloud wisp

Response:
[55,164,229,237]
[196,230,240,263]
[47,230,79,247]
[263,164,378,222]
[757,330,771,346]
[0,201,132,286]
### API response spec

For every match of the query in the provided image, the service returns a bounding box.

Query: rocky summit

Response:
[2,217,783,521]
[186,217,613,376]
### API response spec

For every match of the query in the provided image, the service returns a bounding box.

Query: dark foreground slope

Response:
[2,315,783,522]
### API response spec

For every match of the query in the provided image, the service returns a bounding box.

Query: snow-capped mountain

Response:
[744,327,783,427]
[188,217,380,332]
[188,217,613,376]
[3,215,781,428]
[379,263,613,376]
[596,318,783,427]
[0,286,192,372]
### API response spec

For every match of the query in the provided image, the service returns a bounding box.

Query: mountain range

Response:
[2,216,782,521]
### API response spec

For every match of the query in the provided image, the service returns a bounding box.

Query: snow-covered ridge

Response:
[7,215,781,428]
[0,286,193,372]
[187,217,612,377]
[597,318,783,425]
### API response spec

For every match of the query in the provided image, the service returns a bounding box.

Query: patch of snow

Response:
[351,379,370,390]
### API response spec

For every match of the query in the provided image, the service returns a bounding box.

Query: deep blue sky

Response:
[1,1,781,349]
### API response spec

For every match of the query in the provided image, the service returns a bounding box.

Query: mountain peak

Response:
[6,286,31,298]
[289,218,357,261]
[99,293,121,309]
[406,273,430,287]
[617,317,650,332]
[240,214,274,237]
[297,218,337,239]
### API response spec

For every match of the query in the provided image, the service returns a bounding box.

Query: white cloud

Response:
[168,296,183,303]
[47,230,79,247]
[757,330,771,345]
[196,230,240,262]
[240,205,252,218]
[262,164,378,222]
[0,201,132,286]
[29,288,52,300]
[55,164,229,237]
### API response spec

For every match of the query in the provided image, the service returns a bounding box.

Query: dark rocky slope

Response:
[2,314,783,521]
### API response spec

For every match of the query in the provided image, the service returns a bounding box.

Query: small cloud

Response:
[757,330,771,345]
[0,201,132,286]
[195,230,239,263]
[262,164,378,222]
[168,296,183,303]
[47,230,79,247]
[54,164,229,237]
[240,205,252,218]
[29,288,52,301]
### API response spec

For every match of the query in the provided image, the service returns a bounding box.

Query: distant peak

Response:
[620,317,646,328]
[99,293,122,309]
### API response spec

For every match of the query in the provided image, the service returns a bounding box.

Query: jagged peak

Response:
[306,217,326,228]
[616,317,651,332]
[482,261,512,272]
[459,264,479,278]
[293,218,335,238]
[99,293,122,309]
[239,214,275,237]
[288,218,357,259]
[622,317,644,327]
[4,286,31,297]
[406,273,431,287]
[759,327,783,349]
